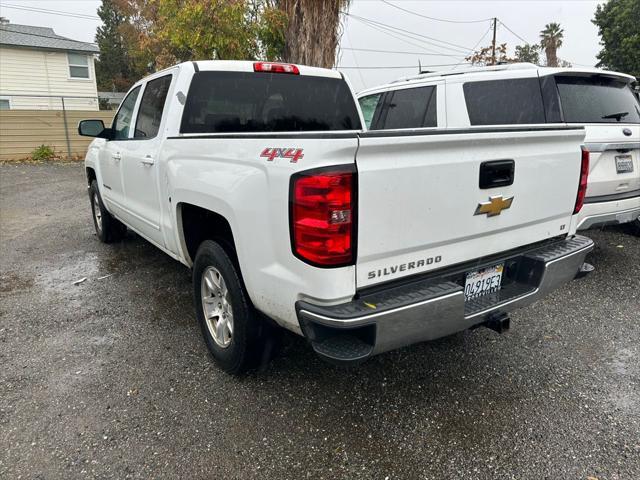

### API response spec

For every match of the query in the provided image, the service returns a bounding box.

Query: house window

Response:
[68,53,89,79]
[0,97,10,110]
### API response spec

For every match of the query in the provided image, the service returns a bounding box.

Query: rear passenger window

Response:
[380,86,437,129]
[135,75,172,139]
[463,78,546,125]
[181,71,361,133]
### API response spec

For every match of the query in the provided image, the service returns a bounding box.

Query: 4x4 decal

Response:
[260,148,304,163]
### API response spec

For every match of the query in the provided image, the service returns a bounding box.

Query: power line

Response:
[338,66,421,70]
[499,20,530,45]
[347,16,468,59]
[380,0,492,24]
[345,13,475,54]
[478,21,590,68]
[338,62,472,70]
[0,3,100,20]
[453,26,493,69]
[344,10,594,72]
[343,20,367,89]
[348,12,475,53]
[342,47,468,56]
[346,16,464,58]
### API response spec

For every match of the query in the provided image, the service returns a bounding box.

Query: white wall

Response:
[0,46,99,111]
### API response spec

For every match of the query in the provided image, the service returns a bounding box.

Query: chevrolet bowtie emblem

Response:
[474,195,514,217]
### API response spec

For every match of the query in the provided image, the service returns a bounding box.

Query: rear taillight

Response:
[574,147,590,214]
[253,62,300,75]
[290,167,356,267]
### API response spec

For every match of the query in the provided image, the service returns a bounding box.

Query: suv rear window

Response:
[181,71,361,133]
[463,78,546,125]
[555,75,640,124]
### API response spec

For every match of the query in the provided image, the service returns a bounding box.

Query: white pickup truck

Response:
[80,60,594,374]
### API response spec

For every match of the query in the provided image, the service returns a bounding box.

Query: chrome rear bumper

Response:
[297,235,594,363]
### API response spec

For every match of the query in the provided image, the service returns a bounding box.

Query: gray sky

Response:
[0,0,604,92]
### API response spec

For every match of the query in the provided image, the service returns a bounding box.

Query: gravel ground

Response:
[1,163,639,480]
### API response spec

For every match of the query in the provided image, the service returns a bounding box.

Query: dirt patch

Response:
[0,271,34,293]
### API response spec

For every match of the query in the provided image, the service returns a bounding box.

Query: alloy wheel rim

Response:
[200,266,234,348]
[93,194,102,232]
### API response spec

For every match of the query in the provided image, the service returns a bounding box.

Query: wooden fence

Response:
[0,110,115,161]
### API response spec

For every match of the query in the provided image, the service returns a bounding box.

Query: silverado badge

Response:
[474,195,514,217]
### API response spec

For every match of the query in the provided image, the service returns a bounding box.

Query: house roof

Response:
[0,22,99,54]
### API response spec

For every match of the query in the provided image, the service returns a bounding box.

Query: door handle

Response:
[479,160,515,189]
[141,155,155,166]
[112,153,121,161]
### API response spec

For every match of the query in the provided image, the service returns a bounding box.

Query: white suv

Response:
[358,63,640,233]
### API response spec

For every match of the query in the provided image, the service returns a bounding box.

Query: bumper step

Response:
[311,335,373,363]
[298,280,462,323]
[523,234,593,262]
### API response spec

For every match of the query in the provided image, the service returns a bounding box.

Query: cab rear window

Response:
[555,75,640,124]
[181,71,361,133]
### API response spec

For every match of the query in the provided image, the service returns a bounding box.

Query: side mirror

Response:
[78,119,111,139]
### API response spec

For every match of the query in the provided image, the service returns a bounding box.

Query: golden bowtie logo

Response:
[474,195,514,217]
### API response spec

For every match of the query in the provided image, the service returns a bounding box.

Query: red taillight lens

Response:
[574,148,590,214]
[291,168,356,267]
[253,62,300,75]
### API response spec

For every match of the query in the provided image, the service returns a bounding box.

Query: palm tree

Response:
[540,23,564,67]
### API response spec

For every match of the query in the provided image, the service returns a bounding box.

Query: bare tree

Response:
[277,0,350,68]
[466,43,515,66]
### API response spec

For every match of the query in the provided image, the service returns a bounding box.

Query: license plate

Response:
[464,264,503,301]
[615,155,634,174]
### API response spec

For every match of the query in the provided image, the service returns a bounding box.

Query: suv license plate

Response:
[464,264,503,301]
[615,155,634,174]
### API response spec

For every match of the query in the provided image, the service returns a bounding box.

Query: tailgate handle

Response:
[479,160,515,189]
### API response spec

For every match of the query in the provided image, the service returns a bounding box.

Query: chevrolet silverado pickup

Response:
[79,60,593,374]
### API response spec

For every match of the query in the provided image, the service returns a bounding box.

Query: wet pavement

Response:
[1,163,639,480]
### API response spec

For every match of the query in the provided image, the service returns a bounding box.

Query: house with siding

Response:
[0,19,100,110]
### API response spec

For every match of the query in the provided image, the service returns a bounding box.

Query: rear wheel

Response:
[89,180,126,243]
[193,240,273,374]
[627,216,640,236]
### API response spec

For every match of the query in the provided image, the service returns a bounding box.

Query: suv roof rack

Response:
[391,62,538,84]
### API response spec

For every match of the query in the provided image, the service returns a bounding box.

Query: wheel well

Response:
[86,167,96,186]
[180,204,236,264]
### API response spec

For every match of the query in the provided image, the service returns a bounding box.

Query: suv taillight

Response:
[574,148,590,214]
[290,166,356,267]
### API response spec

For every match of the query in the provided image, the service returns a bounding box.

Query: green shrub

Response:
[31,144,56,162]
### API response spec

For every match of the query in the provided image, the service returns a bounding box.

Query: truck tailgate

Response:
[355,127,586,287]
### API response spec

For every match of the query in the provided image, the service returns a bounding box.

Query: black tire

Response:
[626,217,640,236]
[193,240,269,375]
[89,180,126,243]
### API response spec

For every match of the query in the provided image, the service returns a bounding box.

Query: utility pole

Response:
[491,17,497,65]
